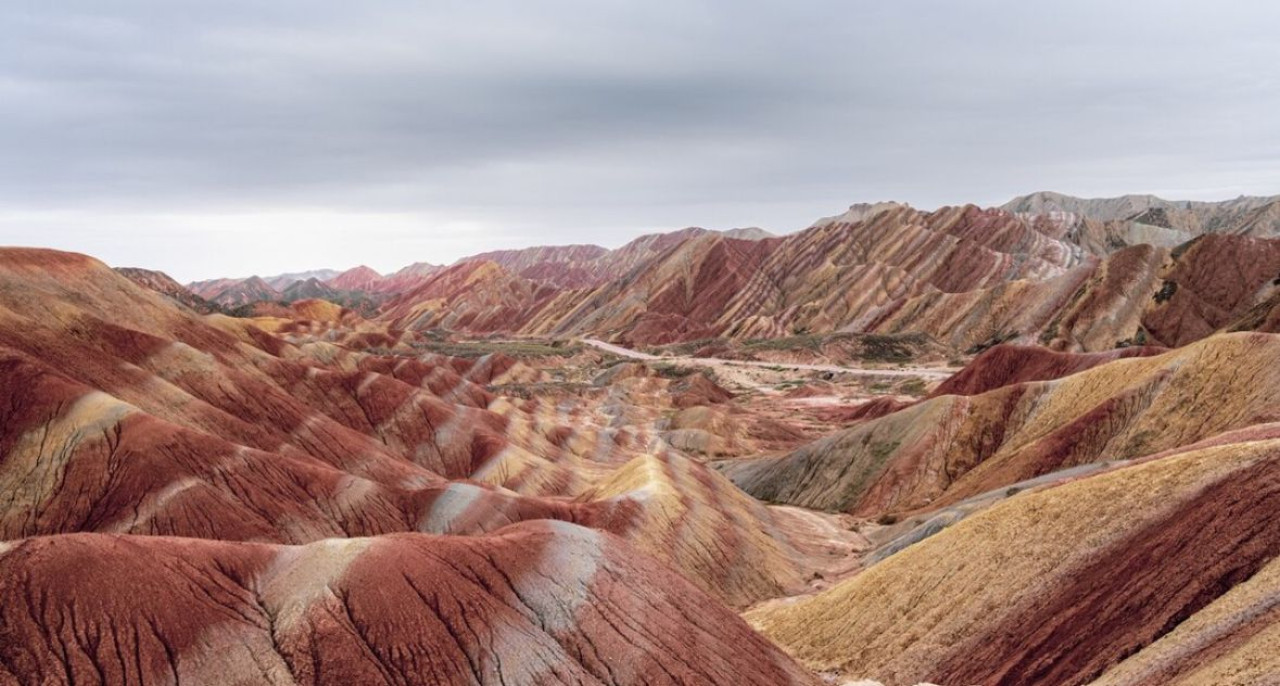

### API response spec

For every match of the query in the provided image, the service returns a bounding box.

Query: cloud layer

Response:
[2,1,1278,280]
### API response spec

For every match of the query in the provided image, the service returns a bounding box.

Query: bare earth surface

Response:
[582,338,959,380]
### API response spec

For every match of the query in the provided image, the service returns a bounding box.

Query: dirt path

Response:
[581,338,957,381]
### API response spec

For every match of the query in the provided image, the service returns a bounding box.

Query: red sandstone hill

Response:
[326,264,384,291]
[0,523,815,685]
[10,240,1280,683]
[176,197,1280,355]
[0,248,808,606]
[115,267,223,315]
[377,202,1280,351]
[381,259,564,332]
[376,260,445,292]
[722,331,1280,683]
[0,247,831,683]
[529,232,781,345]
[468,243,611,288]
[206,274,282,307]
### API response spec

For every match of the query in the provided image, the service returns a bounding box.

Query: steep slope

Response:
[457,228,738,290]
[1004,190,1280,232]
[720,332,1280,516]
[280,276,341,301]
[929,343,1165,397]
[376,261,444,293]
[0,247,807,609]
[1003,191,1280,255]
[208,275,281,307]
[327,264,384,291]
[180,194,1280,351]
[372,202,1280,350]
[187,276,245,300]
[857,233,1280,352]
[261,268,341,290]
[526,233,779,345]
[747,432,1280,685]
[115,267,223,315]
[190,269,349,301]
[0,522,817,685]
[468,243,610,288]
[381,260,563,333]
[716,203,1086,341]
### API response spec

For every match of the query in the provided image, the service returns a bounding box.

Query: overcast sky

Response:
[2,1,1277,281]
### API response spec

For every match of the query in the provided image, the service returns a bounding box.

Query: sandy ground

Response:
[581,338,959,383]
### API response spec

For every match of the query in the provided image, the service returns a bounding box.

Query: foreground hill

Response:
[748,429,1280,685]
[1,523,815,685]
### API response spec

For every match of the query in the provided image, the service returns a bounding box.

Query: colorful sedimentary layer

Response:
[0,247,808,614]
[720,332,1280,516]
[0,522,816,685]
[747,433,1280,685]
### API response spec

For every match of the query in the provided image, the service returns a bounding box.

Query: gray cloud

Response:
[1,0,1278,280]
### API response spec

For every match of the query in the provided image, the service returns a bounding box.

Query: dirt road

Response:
[581,338,957,381]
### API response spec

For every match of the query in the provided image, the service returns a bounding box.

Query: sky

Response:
[1,1,1278,282]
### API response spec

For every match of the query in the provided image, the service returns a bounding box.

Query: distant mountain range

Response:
[128,192,1280,352]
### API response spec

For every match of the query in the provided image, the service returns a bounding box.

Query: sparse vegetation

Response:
[489,381,593,398]
[414,339,582,359]
[897,378,927,397]
[652,362,696,379]
[869,440,900,461]
[1153,280,1178,304]
[1115,327,1150,349]
[966,330,1020,355]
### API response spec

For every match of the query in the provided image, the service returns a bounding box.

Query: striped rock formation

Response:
[1003,190,1280,243]
[0,522,816,685]
[747,430,1280,685]
[0,248,811,622]
[719,332,1280,516]
[184,196,1280,354]
[372,203,1280,352]
[115,267,224,315]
